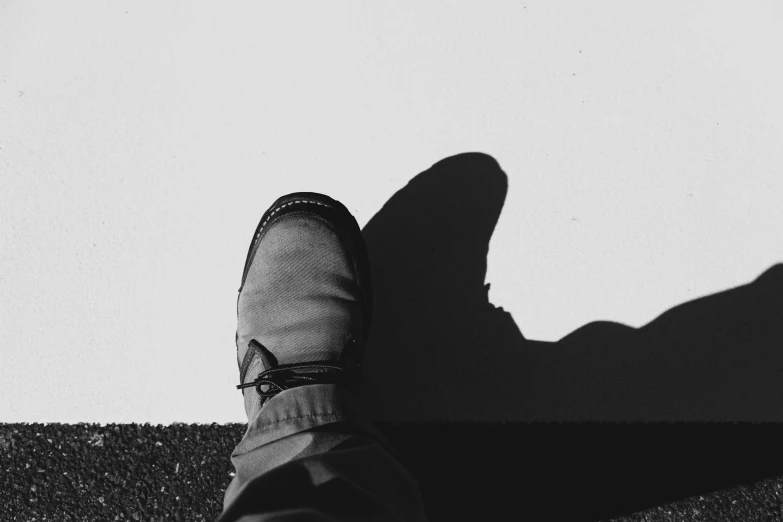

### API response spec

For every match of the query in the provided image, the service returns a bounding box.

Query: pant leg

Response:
[217,383,428,522]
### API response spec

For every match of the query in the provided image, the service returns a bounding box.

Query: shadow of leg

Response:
[357,152,783,521]
[360,151,783,421]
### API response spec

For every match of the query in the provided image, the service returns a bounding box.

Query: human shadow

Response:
[358,152,783,521]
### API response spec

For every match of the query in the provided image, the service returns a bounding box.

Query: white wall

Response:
[1,0,781,423]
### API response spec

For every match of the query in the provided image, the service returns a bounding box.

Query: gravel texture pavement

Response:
[2,423,242,521]
[2,423,781,521]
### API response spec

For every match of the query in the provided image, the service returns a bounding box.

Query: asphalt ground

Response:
[2,423,782,521]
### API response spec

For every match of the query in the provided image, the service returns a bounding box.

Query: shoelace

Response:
[236,362,349,399]
[236,340,356,400]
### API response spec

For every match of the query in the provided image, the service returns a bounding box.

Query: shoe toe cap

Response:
[237,212,366,371]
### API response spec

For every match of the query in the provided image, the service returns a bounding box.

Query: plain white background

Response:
[1,1,781,424]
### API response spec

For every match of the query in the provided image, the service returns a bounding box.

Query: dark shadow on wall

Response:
[358,152,783,521]
[359,151,783,422]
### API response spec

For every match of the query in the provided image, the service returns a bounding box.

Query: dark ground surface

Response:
[2,423,782,522]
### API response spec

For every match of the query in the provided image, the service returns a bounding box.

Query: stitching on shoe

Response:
[254,199,330,244]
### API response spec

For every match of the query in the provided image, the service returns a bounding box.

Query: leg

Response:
[218,385,426,522]
[217,193,428,522]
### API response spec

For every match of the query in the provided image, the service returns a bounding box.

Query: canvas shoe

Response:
[235,192,373,421]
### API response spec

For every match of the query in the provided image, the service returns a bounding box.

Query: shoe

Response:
[235,192,373,420]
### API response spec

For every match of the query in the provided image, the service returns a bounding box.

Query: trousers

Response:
[216,383,429,522]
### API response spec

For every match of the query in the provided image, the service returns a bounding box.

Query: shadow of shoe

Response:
[358,151,783,521]
[359,152,527,421]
